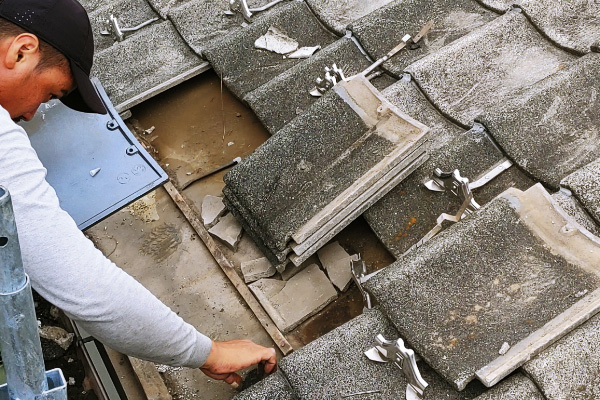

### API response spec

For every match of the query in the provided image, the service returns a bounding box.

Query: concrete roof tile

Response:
[519,0,600,54]
[203,1,339,99]
[405,10,576,127]
[365,184,600,389]
[350,0,497,78]
[562,157,600,225]
[87,0,159,53]
[472,0,513,13]
[233,371,298,400]
[478,53,600,189]
[305,0,395,35]
[279,308,486,399]
[168,0,250,56]
[523,313,600,399]
[91,20,203,108]
[472,373,544,400]
[552,189,600,238]
[364,77,534,258]
[244,37,384,135]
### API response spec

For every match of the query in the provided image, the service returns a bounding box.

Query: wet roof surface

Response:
[85,0,600,397]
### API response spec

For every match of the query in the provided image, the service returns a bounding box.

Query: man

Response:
[0,0,276,388]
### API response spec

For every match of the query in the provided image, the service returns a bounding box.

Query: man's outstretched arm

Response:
[0,107,276,376]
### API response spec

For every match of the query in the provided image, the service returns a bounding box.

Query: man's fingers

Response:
[263,347,278,374]
[200,368,242,386]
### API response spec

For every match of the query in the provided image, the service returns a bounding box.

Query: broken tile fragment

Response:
[208,213,243,251]
[241,257,276,283]
[254,26,298,54]
[203,1,338,99]
[249,264,337,332]
[405,10,576,127]
[201,195,226,227]
[317,242,356,292]
[366,184,600,390]
[523,312,600,400]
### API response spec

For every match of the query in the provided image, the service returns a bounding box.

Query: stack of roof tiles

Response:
[83,0,600,397]
[223,75,430,270]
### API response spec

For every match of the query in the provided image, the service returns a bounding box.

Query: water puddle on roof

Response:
[127,69,394,351]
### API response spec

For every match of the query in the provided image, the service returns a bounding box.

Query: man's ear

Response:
[4,33,40,70]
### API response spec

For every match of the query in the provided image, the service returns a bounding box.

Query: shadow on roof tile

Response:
[305,0,396,35]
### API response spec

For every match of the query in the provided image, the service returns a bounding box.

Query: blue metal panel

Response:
[20,79,167,230]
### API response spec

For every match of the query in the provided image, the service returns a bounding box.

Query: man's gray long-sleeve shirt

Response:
[0,106,212,367]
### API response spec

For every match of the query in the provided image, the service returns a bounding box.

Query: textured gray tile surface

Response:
[91,20,202,108]
[146,0,187,19]
[478,53,600,189]
[244,37,374,135]
[305,0,395,35]
[472,0,514,13]
[473,373,544,400]
[87,0,159,53]
[203,1,339,99]
[350,0,497,78]
[233,371,298,400]
[562,157,600,226]
[168,0,266,56]
[405,10,576,127]
[365,185,600,389]
[520,0,600,54]
[552,189,600,237]
[224,87,370,252]
[280,308,486,399]
[523,313,600,400]
[363,77,534,257]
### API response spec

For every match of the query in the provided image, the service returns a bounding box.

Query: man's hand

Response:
[200,339,277,388]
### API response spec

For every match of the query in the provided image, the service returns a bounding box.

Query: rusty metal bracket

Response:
[350,257,373,310]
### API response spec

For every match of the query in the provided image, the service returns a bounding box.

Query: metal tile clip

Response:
[365,334,428,398]
[100,14,159,42]
[350,257,373,309]
[309,64,346,97]
[225,0,289,21]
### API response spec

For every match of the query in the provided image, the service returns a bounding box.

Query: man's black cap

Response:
[0,0,107,114]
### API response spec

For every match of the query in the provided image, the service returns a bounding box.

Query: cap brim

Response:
[60,60,107,114]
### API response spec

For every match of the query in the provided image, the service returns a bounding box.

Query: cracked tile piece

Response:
[280,308,486,399]
[233,371,298,400]
[241,257,276,283]
[366,184,600,390]
[305,0,395,35]
[520,0,600,54]
[364,77,534,258]
[91,20,203,108]
[523,313,600,400]
[473,373,544,400]
[208,213,244,251]
[317,242,356,292]
[405,10,576,127]
[201,195,226,227]
[244,37,390,135]
[203,1,339,99]
[350,0,497,78]
[169,0,278,56]
[249,264,337,333]
[87,0,159,53]
[478,53,600,189]
[562,157,600,226]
